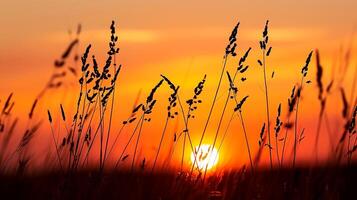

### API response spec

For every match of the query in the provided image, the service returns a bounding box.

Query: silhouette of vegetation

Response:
[0,20,356,199]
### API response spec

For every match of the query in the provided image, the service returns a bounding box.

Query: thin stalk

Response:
[99,102,104,170]
[216,112,235,157]
[103,64,118,169]
[131,113,146,171]
[262,50,273,169]
[238,110,254,171]
[293,77,304,168]
[353,134,357,155]
[102,91,115,168]
[49,123,63,171]
[184,130,195,167]
[211,112,235,172]
[347,133,351,165]
[314,113,323,161]
[181,131,187,172]
[275,130,280,167]
[104,124,126,163]
[281,117,290,166]
[323,112,335,153]
[176,95,195,171]
[152,116,169,172]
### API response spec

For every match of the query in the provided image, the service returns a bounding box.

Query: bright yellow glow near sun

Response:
[191,144,219,171]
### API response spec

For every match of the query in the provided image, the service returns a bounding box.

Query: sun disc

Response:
[191,144,219,171]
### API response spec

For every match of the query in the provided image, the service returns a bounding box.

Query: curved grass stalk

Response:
[293,77,304,167]
[104,124,125,163]
[262,51,273,169]
[115,115,144,169]
[238,110,254,171]
[176,94,197,172]
[280,117,290,166]
[152,117,169,172]
[131,114,145,171]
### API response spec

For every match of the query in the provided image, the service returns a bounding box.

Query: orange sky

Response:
[0,0,356,170]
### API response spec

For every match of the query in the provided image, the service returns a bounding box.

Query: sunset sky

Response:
[0,0,356,169]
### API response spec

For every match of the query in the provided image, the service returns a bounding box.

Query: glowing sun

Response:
[191,144,219,170]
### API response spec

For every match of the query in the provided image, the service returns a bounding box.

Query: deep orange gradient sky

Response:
[0,0,356,169]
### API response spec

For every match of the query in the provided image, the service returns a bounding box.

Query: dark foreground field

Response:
[1,165,356,200]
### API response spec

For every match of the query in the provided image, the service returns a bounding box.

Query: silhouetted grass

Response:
[0,19,356,200]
